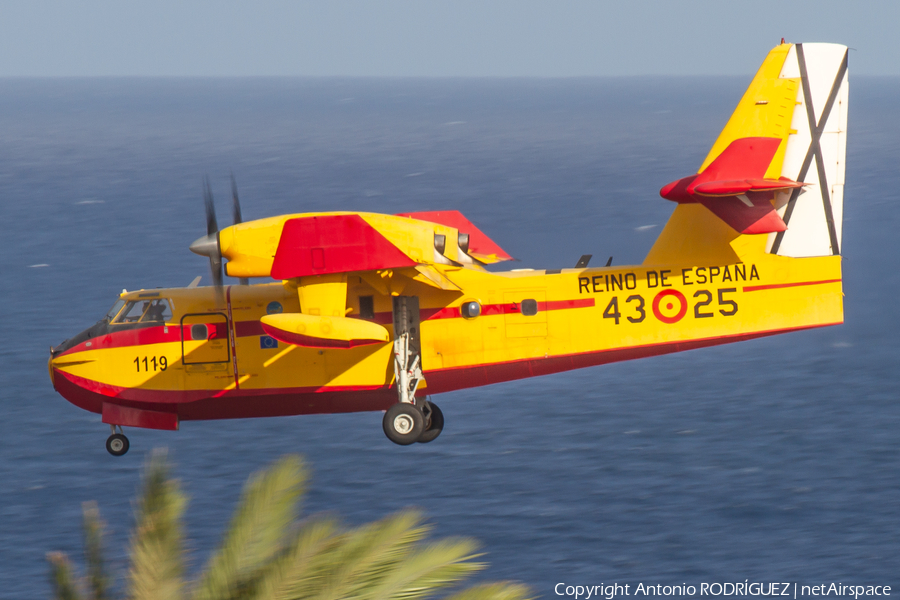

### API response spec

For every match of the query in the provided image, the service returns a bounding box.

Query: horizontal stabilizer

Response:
[691,178,804,197]
[260,313,389,348]
[397,210,513,263]
[659,137,795,234]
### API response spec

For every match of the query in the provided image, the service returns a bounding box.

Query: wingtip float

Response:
[50,42,849,455]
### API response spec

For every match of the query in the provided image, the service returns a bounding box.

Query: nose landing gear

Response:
[106,425,130,456]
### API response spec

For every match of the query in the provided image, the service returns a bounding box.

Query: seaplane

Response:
[49,41,849,455]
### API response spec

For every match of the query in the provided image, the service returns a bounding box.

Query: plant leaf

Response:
[47,551,85,600]
[82,501,110,600]
[305,510,440,600]
[251,517,340,600]
[127,449,188,600]
[356,538,484,600]
[191,455,306,600]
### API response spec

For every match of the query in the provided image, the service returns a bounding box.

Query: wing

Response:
[210,211,507,347]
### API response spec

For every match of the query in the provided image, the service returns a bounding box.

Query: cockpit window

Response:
[141,299,173,322]
[113,299,173,324]
[105,299,126,321]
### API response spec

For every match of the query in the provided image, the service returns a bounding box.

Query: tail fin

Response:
[645,42,849,265]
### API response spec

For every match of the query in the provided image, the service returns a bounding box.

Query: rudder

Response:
[768,43,848,257]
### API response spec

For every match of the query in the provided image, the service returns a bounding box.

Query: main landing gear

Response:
[106,425,130,456]
[384,296,444,445]
[383,398,444,445]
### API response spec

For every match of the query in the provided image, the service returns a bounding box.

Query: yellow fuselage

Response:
[50,240,842,428]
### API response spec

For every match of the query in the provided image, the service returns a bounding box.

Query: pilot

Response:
[145,301,166,322]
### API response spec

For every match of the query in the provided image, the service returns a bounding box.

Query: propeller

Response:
[190,176,225,304]
[203,177,224,289]
[189,175,250,302]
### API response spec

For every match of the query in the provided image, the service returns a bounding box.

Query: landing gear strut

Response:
[106,424,130,456]
[384,296,444,445]
[392,314,424,407]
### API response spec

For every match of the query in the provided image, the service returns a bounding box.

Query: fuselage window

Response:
[191,324,209,341]
[105,299,126,321]
[521,299,538,316]
[141,299,172,322]
[359,296,375,320]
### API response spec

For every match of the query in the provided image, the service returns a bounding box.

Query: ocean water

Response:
[0,75,898,599]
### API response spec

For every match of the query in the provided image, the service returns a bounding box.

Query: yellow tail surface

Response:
[646,42,849,267]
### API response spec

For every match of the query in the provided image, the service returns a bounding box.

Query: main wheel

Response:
[383,402,425,445]
[106,433,130,456]
[417,401,444,444]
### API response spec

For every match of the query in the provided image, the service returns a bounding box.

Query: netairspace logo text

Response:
[554,582,891,600]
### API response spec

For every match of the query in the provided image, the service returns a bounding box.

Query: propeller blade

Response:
[211,254,224,288]
[231,174,250,285]
[203,176,219,236]
[200,176,225,304]
[231,173,243,225]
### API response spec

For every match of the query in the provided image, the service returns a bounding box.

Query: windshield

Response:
[112,299,173,324]
[105,299,126,321]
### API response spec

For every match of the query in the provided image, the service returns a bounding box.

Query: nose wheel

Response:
[106,425,130,456]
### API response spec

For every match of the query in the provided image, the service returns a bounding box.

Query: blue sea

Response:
[1,75,898,599]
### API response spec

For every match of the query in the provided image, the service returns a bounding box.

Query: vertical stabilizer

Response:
[768,43,848,257]
[645,42,848,265]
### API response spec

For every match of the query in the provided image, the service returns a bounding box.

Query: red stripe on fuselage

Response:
[366,297,596,325]
[58,325,181,357]
[60,297,595,353]
[743,279,841,292]
[54,321,838,427]
[235,320,265,337]
[57,322,230,356]
[53,367,393,420]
